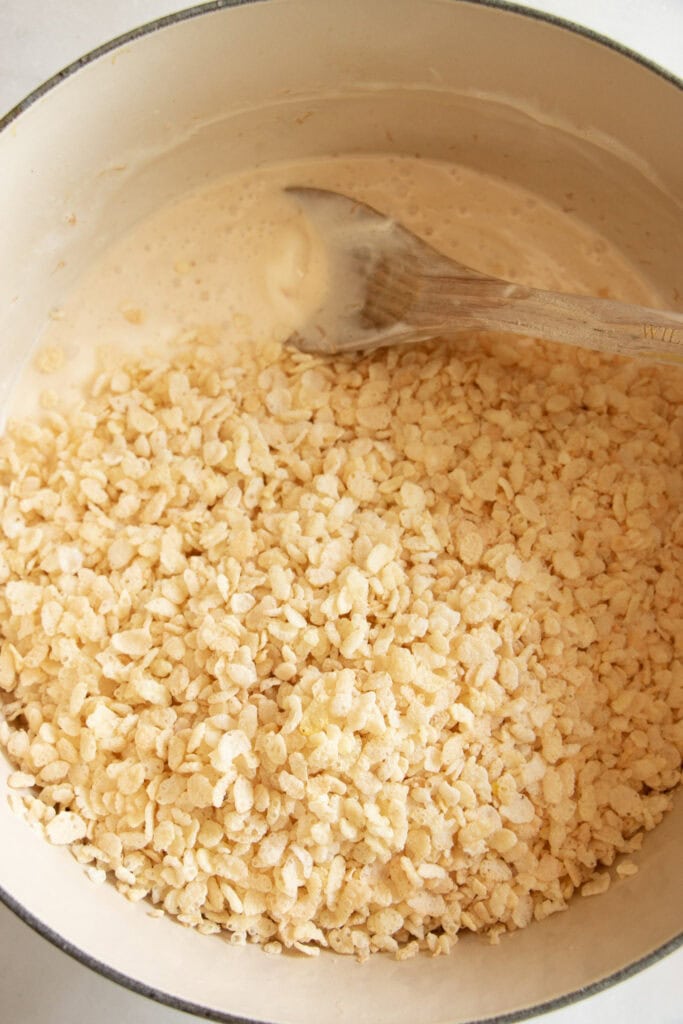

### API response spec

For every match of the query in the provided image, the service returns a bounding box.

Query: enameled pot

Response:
[0,3,681,1022]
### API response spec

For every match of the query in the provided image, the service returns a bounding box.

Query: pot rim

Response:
[0,2,681,1023]
[1,0,681,134]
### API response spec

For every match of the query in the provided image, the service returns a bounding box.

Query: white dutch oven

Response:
[0,2,681,1022]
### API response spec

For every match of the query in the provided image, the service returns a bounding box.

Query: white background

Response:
[0,2,681,1022]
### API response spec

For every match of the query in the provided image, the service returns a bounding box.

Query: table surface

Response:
[0,1,681,1022]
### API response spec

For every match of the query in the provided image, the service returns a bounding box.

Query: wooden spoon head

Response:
[284,186,453,355]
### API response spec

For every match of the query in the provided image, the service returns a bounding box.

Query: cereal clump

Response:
[32,344,66,375]
[0,327,681,958]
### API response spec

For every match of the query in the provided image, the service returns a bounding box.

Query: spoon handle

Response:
[435,281,683,367]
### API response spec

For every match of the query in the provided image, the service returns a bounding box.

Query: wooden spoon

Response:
[285,187,683,366]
